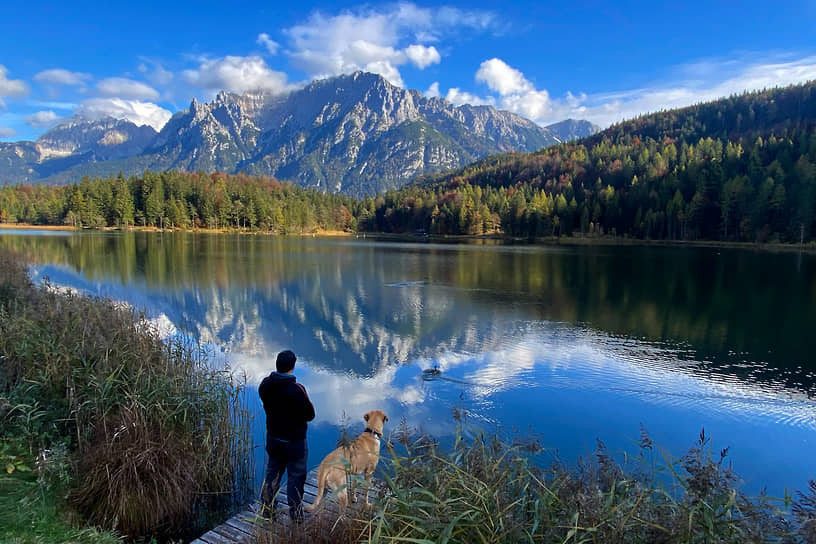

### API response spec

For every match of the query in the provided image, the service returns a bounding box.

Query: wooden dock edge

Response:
[191,467,375,543]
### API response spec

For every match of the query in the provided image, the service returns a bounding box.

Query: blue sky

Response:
[1,0,816,141]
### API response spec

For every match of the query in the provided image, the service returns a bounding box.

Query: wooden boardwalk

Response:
[191,468,371,543]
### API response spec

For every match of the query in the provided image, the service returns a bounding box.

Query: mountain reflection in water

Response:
[2,230,814,493]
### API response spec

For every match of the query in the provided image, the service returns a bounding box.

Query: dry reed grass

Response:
[0,249,252,540]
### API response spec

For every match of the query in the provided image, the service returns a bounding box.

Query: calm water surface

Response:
[2,230,814,494]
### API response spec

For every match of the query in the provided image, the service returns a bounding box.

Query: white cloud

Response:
[256,33,280,55]
[0,127,16,138]
[578,55,816,127]
[0,65,29,100]
[465,54,816,128]
[283,4,493,86]
[444,87,493,107]
[358,58,405,87]
[425,81,440,98]
[24,110,61,128]
[500,89,552,121]
[394,3,495,42]
[33,69,91,86]
[97,77,160,101]
[76,98,172,131]
[475,58,533,96]
[404,44,440,69]
[30,100,77,110]
[183,55,291,94]
[346,40,400,66]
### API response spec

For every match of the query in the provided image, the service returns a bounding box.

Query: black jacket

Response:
[259,372,315,441]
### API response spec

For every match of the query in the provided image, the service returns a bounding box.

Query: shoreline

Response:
[359,231,816,253]
[3,222,815,253]
[0,223,79,231]
[0,223,353,236]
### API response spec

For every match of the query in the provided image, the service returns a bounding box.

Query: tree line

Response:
[2,82,816,243]
[0,171,365,233]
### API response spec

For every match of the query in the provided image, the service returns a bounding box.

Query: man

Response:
[259,350,315,521]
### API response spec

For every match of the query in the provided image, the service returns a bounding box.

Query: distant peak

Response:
[544,118,600,141]
[38,115,132,138]
[310,71,391,87]
[190,96,211,116]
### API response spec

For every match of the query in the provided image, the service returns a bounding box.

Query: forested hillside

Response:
[362,82,816,242]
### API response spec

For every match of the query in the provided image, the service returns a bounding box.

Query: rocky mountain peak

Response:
[3,72,598,194]
[545,118,601,142]
[35,116,157,161]
[189,97,212,121]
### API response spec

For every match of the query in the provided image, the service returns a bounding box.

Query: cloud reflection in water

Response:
[9,233,815,493]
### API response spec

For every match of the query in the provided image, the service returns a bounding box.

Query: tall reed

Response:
[255,418,816,543]
[0,249,252,540]
[368,424,813,543]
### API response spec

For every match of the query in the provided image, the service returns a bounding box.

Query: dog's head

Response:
[363,409,388,434]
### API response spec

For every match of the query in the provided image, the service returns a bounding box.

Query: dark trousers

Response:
[262,435,308,520]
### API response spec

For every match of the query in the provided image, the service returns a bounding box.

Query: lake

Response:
[1,229,814,496]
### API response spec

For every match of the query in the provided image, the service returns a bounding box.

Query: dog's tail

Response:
[304,464,327,512]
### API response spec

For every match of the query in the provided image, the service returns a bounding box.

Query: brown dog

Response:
[305,409,388,512]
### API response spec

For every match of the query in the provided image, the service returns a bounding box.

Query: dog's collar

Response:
[364,427,382,439]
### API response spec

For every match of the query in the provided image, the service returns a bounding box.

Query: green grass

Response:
[0,472,121,544]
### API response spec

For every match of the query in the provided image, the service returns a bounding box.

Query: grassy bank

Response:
[0,471,122,544]
[0,250,252,542]
[258,423,816,544]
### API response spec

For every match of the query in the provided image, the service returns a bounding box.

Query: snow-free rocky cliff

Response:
[0,72,598,196]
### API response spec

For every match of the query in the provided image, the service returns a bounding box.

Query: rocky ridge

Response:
[0,72,598,196]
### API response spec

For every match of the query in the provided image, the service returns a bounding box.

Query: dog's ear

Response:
[364,412,370,421]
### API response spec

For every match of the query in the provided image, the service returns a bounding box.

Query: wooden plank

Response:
[211,522,251,543]
[273,483,318,499]
[230,510,262,528]
[274,486,304,507]
[191,468,381,543]
[198,531,234,544]
[224,517,256,536]
[235,509,260,522]
[303,487,318,499]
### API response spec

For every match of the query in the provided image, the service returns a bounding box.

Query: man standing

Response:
[259,350,315,521]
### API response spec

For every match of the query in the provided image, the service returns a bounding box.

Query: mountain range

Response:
[0,72,597,196]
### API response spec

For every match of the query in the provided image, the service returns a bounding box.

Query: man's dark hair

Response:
[276,350,297,373]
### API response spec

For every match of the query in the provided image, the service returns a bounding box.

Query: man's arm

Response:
[258,377,269,403]
[296,383,315,422]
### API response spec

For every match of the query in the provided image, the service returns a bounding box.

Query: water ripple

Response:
[424,321,816,432]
